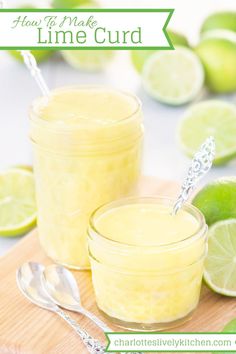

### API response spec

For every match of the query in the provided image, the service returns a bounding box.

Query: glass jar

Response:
[30,86,143,269]
[88,197,208,331]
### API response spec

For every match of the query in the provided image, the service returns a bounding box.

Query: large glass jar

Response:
[88,197,208,331]
[30,86,143,269]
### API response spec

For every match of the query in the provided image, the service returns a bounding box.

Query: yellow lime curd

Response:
[30,86,143,269]
[88,197,208,330]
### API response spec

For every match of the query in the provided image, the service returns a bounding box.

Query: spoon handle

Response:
[56,308,106,354]
[76,308,143,354]
[172,136,215,215]
[80,308,111,332]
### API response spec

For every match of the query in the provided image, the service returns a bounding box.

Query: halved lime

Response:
[0,169,37,237]
[142,46,204,105]
[204,219,236,297]
[178,100,236,165]
[61,50,114,72]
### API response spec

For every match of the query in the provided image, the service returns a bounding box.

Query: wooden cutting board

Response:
[0,177,235,354]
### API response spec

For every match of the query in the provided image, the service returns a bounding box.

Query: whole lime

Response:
[52,0,98,8]
[192,177,236,226]
[201,11,236,34]
[8,4,53,63]
[131,30,189,73]
[218,318,236,354]
[195,36,236,93]
[8,50,53,64]
[223,318,236,332]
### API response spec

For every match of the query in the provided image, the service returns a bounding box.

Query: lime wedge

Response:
[61,50,114,72]
[204,219,236,297]
[142,47,204,105]
[178,100,236,165]
[0,169,37,237]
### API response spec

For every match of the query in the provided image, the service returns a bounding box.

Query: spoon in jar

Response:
[42,264,143,354]
[172,136,215,215]
[16,262,106,354]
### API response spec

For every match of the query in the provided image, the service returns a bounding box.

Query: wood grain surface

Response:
[0,177,235,354]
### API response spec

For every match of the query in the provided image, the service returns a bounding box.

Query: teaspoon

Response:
[172,136,215,215]
[16,262,105,354]
[42,264,143,354]
[42,264,111,332]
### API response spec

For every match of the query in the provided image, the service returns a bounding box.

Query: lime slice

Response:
[61,50,114,72]
[192,177,236,226]
[142,47,204,105]
[204,219,236,297]
[0,169,37,237]
[178,100,236,165]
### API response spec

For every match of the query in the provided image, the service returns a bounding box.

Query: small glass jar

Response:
[30,86,143,269]
[88,197,208,331]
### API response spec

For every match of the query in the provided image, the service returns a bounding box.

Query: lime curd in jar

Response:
[88,197,208,331]
[30,86,143,269]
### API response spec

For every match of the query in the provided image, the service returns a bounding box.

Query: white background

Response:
[0,0,236,255]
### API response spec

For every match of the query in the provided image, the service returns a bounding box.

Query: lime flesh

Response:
[178,100,236,165]
[204,219,236,297]
[0,169,37,237]
[142,46,204,105]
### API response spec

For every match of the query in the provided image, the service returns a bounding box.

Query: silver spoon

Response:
[172,136,215,215]
[42,265,143,354]
[16,262,105,354]
[42,264,111,332]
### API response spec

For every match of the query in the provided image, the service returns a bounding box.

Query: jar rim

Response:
[29,84,142,131]
[88,196,207,250]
